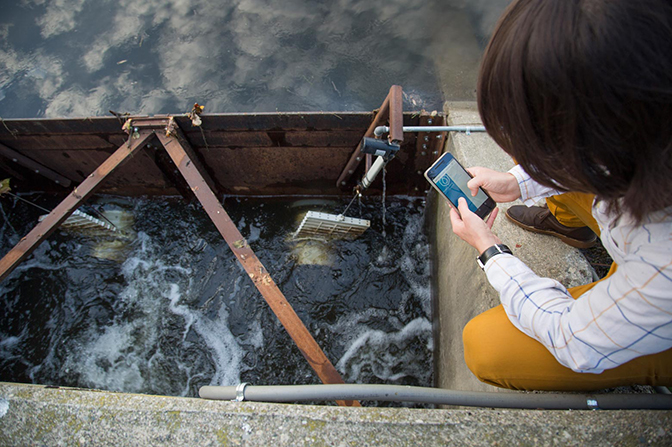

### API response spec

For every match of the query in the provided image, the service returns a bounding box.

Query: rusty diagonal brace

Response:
[0,117,359,407]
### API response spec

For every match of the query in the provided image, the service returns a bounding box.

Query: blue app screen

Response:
[433,159,488,213]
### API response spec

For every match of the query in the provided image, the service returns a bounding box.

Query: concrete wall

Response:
[432,102,595,392]
[2,382,671,446]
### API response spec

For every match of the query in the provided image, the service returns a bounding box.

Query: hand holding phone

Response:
[450,197,501,253]
[424,152,496,219]
[463,166,522,203]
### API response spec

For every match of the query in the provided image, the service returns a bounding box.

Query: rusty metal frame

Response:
[0,117,358,406]
[336,85,404,189]
[0,130,154,283]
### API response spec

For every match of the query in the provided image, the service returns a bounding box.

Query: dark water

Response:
[0,0,509,118]
[0,195,431,405]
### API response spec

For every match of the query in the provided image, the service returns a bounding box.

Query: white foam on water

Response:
[59,230,249,394]
[331,201,433,385]
[65,323,146,393]
[336,317,432,383]
[0,330,25,362]
[247,224,261,243]
[191,304,244,387]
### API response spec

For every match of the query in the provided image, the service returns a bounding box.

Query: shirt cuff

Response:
[508,165,560,206]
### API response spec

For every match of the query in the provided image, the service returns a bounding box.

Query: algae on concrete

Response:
[1,382,671,446]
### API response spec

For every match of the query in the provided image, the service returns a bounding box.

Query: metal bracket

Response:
[234,382,249,402]
[336,85,404,188]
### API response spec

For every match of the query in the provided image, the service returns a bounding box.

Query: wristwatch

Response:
[477,244,513,270]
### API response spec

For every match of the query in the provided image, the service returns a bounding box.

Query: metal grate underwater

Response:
[39,210,117,233]
[293,211,370,239]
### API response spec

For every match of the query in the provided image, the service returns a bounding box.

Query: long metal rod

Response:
[0,131,154,283]
[374,125,486,136]
[200,384,672,410]
[156,131,359,408]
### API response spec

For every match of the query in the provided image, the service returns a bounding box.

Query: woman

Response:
[451,0,672,390]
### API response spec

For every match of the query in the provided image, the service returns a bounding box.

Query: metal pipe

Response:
[360,156,386,190]
[200,384,672,410]
[374,126,486,137]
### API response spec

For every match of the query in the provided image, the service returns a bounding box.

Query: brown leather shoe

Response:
[506,205,597,248]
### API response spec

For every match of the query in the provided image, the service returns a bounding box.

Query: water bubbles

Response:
[336,318,432,384]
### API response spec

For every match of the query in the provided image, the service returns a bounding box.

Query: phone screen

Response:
[433,159,488,213]
[425,152,495,218]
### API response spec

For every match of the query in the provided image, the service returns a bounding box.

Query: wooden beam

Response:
[0,131,154,283]
[155,132,359,407]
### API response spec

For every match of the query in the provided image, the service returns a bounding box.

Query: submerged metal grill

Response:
[39,210,117,233]
[293,211,370,239]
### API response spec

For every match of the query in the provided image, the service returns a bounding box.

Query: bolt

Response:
[417,171,422,175]
[55,180,60,184]
[12,158,17,162]
[421,152,426,156]
[415,186,419,191]
[356,157,361,161]
[432,151,439,155]
[436,135,442,139]
[341,181,346,185]
[428,119,433,124]
[423,144,427,149]
[35,170,39,173]
[348,170,354,174]
[424,136,429,142]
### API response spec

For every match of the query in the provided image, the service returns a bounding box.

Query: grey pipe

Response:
[360,156,386,190]
[374,125,486,137]
[199,384,672,410]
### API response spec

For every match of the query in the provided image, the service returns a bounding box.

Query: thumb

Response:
[466,177,482,197]
[457,197,471,215]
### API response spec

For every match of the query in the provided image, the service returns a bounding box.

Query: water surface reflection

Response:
[0,0,509,118]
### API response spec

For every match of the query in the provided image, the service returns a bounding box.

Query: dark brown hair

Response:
[478,0,672,222]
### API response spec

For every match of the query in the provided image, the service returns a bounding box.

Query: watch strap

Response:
[477,244,512,270]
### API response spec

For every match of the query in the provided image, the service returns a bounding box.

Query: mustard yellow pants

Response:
[463,192,672,391]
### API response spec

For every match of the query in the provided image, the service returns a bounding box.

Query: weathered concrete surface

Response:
[1,382,671,446]
[432,102,595,393]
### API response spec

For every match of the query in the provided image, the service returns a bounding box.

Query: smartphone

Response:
[424,152,496,219]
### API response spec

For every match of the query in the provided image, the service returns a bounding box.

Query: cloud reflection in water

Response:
[0,0,508,118]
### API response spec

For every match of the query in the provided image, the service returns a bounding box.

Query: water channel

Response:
[1,195,431,405]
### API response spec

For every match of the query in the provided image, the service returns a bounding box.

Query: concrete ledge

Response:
[432,102,594,392]
[1,383,671,446]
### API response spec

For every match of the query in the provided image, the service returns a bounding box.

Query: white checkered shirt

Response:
[482,165,672,373]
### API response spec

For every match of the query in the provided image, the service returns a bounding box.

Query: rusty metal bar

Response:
[0,130,154,283]
[387,85,404,144]
[336,85,402,189]
[0,142,72,187]
[155,131,359,407]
